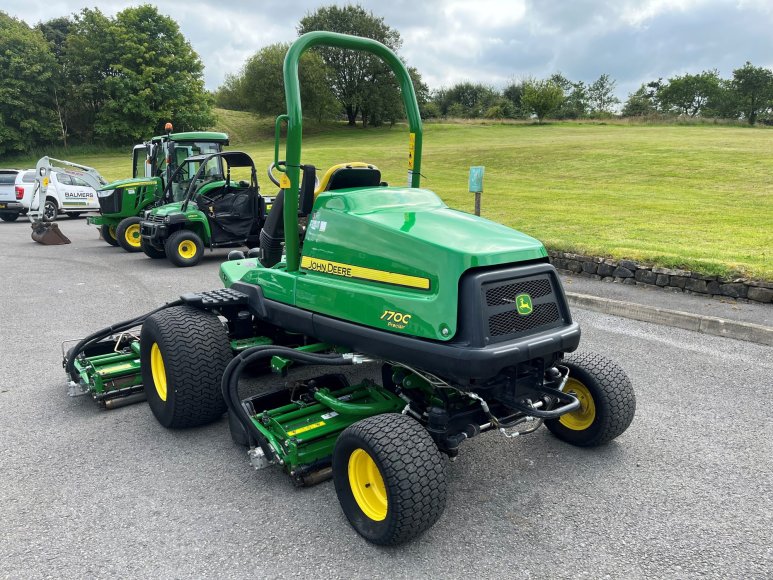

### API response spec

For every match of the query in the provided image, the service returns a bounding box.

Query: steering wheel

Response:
[267,161,286,187]
[267,161,319,189]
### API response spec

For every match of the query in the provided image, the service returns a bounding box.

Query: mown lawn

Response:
[9,112,772,279]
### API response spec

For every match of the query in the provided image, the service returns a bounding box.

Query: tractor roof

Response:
[184,151,254,168]
[151,131,229,144]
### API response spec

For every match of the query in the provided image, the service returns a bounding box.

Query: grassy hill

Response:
[8,109,772,279]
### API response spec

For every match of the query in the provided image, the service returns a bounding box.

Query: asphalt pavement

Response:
[1,217,771,579]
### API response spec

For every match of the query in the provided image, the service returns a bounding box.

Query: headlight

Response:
[143,210,150,219]
[97,189,114,198]
[164,216,171,224]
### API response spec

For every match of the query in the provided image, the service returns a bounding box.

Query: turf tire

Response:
[141,238,165,259]
[140,305,231,428]
[165,229,204,267]
[333,413,447,545]
[116,216,143,252]
[545,351,635,447]
[0,213,19,222]
[101,224,119,246]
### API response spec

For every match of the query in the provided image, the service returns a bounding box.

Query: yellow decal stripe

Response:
[301,256,430,290]
[287,421,326,437]
[97,362,134,375]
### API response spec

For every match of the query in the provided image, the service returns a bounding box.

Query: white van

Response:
[0,168,101,221]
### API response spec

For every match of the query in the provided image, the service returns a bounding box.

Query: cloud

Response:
[3,0,772,100]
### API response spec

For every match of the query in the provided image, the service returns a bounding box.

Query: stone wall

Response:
[548,251,773,304]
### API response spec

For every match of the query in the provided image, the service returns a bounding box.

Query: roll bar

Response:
[278,31,424,272]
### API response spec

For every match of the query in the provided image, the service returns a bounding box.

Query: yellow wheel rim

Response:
[150,343,168,402]
[348,448,388,521]
[177,240,197,259]
[125,223,141,248]
[108,225,117,241]
[560,378,596,431]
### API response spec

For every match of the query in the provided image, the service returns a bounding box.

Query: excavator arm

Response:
[30,156,107,245]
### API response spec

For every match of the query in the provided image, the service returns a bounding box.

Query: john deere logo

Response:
[516,293,533,316]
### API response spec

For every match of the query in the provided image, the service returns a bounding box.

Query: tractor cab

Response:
[140,151,271,267]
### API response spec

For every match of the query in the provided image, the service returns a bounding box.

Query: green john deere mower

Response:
[139,151,273,267]
[64,32,635,545]
[90,126,229,252]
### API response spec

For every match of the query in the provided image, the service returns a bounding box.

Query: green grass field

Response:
[10,110,772,279]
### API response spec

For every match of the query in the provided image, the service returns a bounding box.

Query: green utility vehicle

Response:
[139,151,272,267]
[65,32,635,545]
[90,126,229,252]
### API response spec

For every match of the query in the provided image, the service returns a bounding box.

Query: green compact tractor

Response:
[139,151,273,267]
[64,32,635,545]
[90,127,229,252]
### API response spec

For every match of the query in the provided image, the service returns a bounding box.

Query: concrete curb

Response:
[566,292,773,347]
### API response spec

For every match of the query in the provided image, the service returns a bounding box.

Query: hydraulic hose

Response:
[221,345,353,450]
[65,299,184,379]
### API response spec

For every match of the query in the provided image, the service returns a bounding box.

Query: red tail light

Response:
[15,186,24,200]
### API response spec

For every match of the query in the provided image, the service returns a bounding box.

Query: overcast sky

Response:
[5,0,773,98]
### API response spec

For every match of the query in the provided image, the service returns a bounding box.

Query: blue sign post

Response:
[469,166,484,216]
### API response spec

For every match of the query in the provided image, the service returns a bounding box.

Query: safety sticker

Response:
[286,421,326,437]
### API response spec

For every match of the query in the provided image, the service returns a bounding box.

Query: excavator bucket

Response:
[31,222,71,245]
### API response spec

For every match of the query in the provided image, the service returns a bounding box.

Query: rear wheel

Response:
[140,305,231,428]
[332,413,447,545]
[101,224,119,246]
[141,238,166,259]
[116,216,143,252]
[0,213,19,222]
[545,352,636,447]
[44,199,58,221]
[165,229,204,267]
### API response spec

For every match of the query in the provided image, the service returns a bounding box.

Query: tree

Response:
[228,43,336,121]
[550,73,588,119]
[502,80,528,118]
[0,12,57,155]
[587,74,620,116]
[37,17,75,146]
[66,5,214,143]
[731,62,773,125]
[298,5,407,126]
[435,82,499,118]
[521,79,564,123]
[658,71,721,117]
[622,84,658,117]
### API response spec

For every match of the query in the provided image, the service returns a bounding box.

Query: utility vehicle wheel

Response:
[44,199,58,221]
[116,217,143,252]
[101,224,119,246]
[67,212,82,219]
[141,238,165,259]
[166,230,203,267]
[332,413,447,545]
[140,305,231,428]
[0,213,19,222]
[545,352,635,447]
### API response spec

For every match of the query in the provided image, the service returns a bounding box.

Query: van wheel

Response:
[44,199,58,221]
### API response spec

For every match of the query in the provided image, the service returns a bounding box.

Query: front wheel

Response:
[101,223,119,246]
[165,230,204,267]
[140,306,231,428]
[140,238,166,259]
[545,352,636,447]
[116,216,143,252]
[332,413,447,545]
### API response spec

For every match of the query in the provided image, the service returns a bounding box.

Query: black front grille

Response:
[98,190,122,214]
[488,302,560,337]
[486,278,552,306]
[480,272,565,344]
[145,214,165,224]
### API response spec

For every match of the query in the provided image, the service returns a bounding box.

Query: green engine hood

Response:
[222,186,547,342]
[100,176,161,191]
